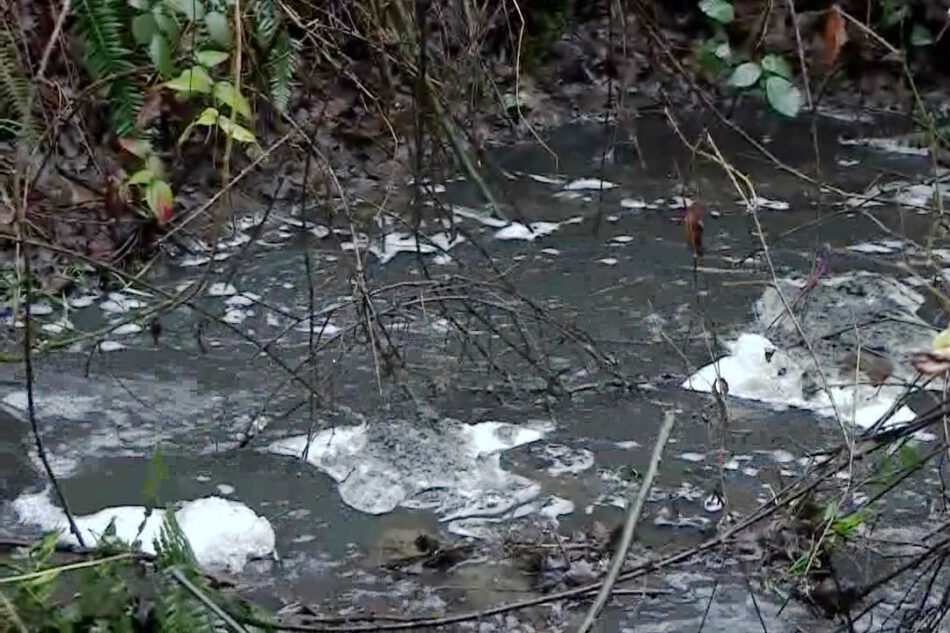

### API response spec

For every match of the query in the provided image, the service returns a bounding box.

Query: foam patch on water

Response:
[839,136,930,156]
[1,374,248,476]
[368,232,466,264]
[846,178,950,210]
[563,178,617,191]
[267,419,558,536]
[681,333,917,429]
[12,488,274,572]
[682,272,935,432]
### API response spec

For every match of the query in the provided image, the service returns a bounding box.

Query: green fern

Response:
[265,29,298,113]
[251,0,280,49]
[0,22,35,141]
[73,0,141,135]
[153,511,216,632]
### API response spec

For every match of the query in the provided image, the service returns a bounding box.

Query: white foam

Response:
[368,232,466,264]
[681,333,918,430]
[743,196,790,211]
[100,294,143,314]
[564,178,617,191]
[620,198,658,210]
[839,136,930,156]
[208,283,237,297]
[494,222,560,241]
[12,489,274,573]
[99,340,125,352]
[525,174,565,185]
[847,240,903,254]
[267,419,549,536]
[598,258,618,266]
[110,323,142,336]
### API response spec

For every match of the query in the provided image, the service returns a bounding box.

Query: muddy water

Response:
[1,108,946,630]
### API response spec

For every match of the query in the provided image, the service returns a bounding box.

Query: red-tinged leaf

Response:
[146,179,174,223]
[911,349,950,376]
[684,203,706,259]
[820,6,847,67]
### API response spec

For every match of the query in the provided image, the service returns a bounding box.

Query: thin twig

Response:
[577,410,676,632]
[169,567,249,633]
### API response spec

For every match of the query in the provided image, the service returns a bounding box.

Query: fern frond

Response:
[0,21,36,142]
[73,0,141,135]
[265,30,298,113]
[153,513,217,633]
[251,0,280,49]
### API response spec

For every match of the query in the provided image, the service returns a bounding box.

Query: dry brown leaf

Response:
[820,5,847,68]
[684,202,706,260]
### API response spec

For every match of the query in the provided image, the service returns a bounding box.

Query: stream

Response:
[2,107,948,631]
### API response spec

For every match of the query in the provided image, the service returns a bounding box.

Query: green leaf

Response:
[163,0,205,21]
[165,66,213,94]
[148,34,174,78]
[898,443,921,468]
[132,13,159,46]
[699,0,734,24]
[911,24,934,46]
[204,11,232,48]
[128,169,154,186]
[728,62,761,88]
[195,107,220,125]
[714,41,731,60]
[933,326,950,350]
[216,116,256,143]
[213,81,251,119]
[196,49,229,68]
[145,179,174,223]
[765,76,802,117]
[153,6,180,38]
[145,154,165,179]
[761,53,792,79]
[831,510,869,537]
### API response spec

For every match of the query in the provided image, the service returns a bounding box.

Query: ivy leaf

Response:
[177,107,219,145]
[128,169,154,186]
[145,154,165,180]
[765,76,802,117]
[761,53,792,79]
[204,11,232,48]
[196,49,229,68]
[163,0,205,21]
[165,66,213,94]
[216,116,256,143]
[213,81,251,120]
[932,326,950,350]
[195,107,219,126]
[146,179,174,223]
[153,6,180,39]
[148,34,174,78]
[699,0,734,24]
[728,62,761,88]
[911,24,934,46]
[714,41,731,60]
[132,13,159,46]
